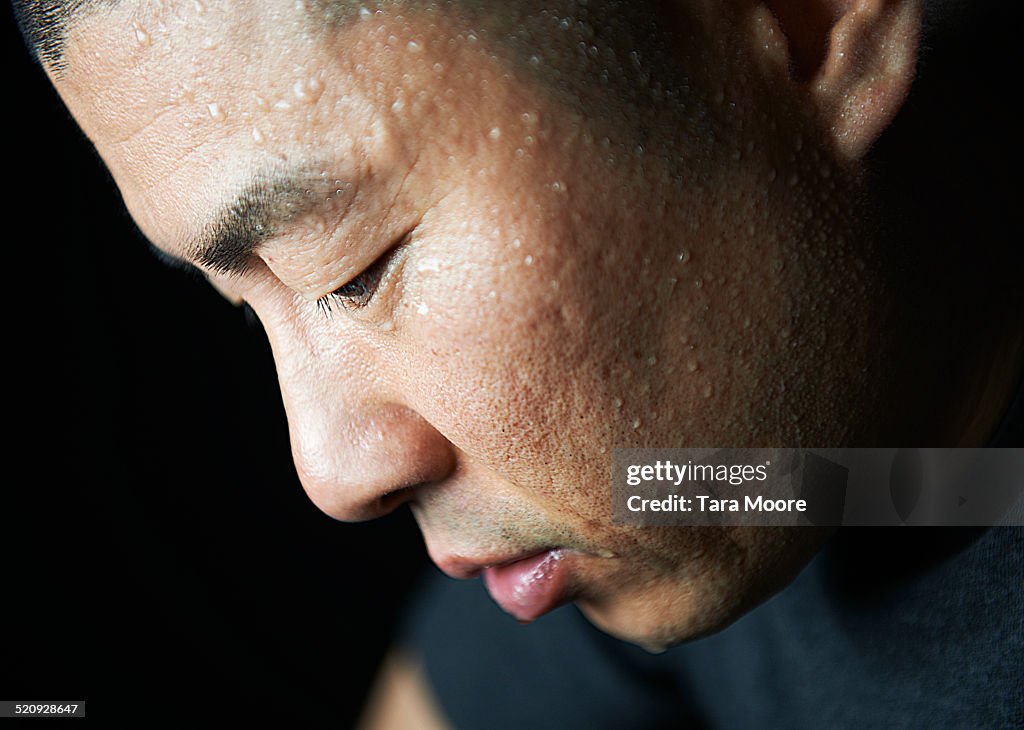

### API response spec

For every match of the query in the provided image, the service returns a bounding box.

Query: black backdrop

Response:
[6,1,1024,727]
[3,7,427,727]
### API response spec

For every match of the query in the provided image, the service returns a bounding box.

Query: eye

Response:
[315,231,412,317]
[316,267,382,315]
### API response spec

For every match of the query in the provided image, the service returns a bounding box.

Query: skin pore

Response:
[43,0,1023,651]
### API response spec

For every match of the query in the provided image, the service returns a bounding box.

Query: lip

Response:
[481,548,574,622]
[431,546,585,622]
[432,546,552,578]
[432,555,504,581]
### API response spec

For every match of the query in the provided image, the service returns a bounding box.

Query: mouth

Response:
[434,547,576,622]
[482,548,573,622]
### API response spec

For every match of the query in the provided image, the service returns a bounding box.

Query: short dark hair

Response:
[11,0,106,72]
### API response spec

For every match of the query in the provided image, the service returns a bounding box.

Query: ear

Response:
[757,0,922,160]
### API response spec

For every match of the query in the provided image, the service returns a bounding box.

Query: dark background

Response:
[5,1,1024,727]
[3,7,428,727]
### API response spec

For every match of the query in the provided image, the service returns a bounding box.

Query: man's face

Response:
[51,1,883,648]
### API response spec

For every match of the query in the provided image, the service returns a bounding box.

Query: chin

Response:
[575,530,830,651]
[575,580,747,653]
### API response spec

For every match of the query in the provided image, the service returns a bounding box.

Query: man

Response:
[14,0,1022,726]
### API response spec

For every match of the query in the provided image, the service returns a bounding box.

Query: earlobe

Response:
[760,0,922,160]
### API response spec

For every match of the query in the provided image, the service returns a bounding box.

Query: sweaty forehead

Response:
[61,2,321,138]
[54,1,467,254]
[53,0,708,261]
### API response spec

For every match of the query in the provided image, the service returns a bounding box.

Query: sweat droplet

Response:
[134,25,151,47]
[207,103,225,120]
[677,250,690,263]
[359,6,371,19]
[632,418,642,430]
[489,127,501,140]
[524,255,534,265]
[687,359,699,372]
[293,76,324,104]
[407,40,422,53]
[417,302,430,315]
[647,356,657,366]
[251,127,265,145]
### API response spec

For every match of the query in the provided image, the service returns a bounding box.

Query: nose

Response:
[288,400,456,522]
[262,309,456,522]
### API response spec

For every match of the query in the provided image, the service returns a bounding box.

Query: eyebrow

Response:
[188,166,343,276]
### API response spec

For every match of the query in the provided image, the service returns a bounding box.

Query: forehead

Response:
[54,2,524,255]
[53,0,712,275]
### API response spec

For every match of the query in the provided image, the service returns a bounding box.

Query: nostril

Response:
[376,480,429,516]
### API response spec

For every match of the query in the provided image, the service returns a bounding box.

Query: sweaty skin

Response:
[41,0,1019,649]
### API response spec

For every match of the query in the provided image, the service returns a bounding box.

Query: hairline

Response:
[12,0,117,75]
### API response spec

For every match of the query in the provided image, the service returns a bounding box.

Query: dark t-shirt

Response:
[402,388,1024,728]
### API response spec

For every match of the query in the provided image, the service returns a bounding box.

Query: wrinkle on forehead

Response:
[55,2,356,246]
[52,0,719,260]
[60,0,714,144]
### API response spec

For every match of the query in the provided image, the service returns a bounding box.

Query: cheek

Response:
[397,208,663,517]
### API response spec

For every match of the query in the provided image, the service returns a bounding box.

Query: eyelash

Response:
[316,267,384,316]
[315,233,410,317]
